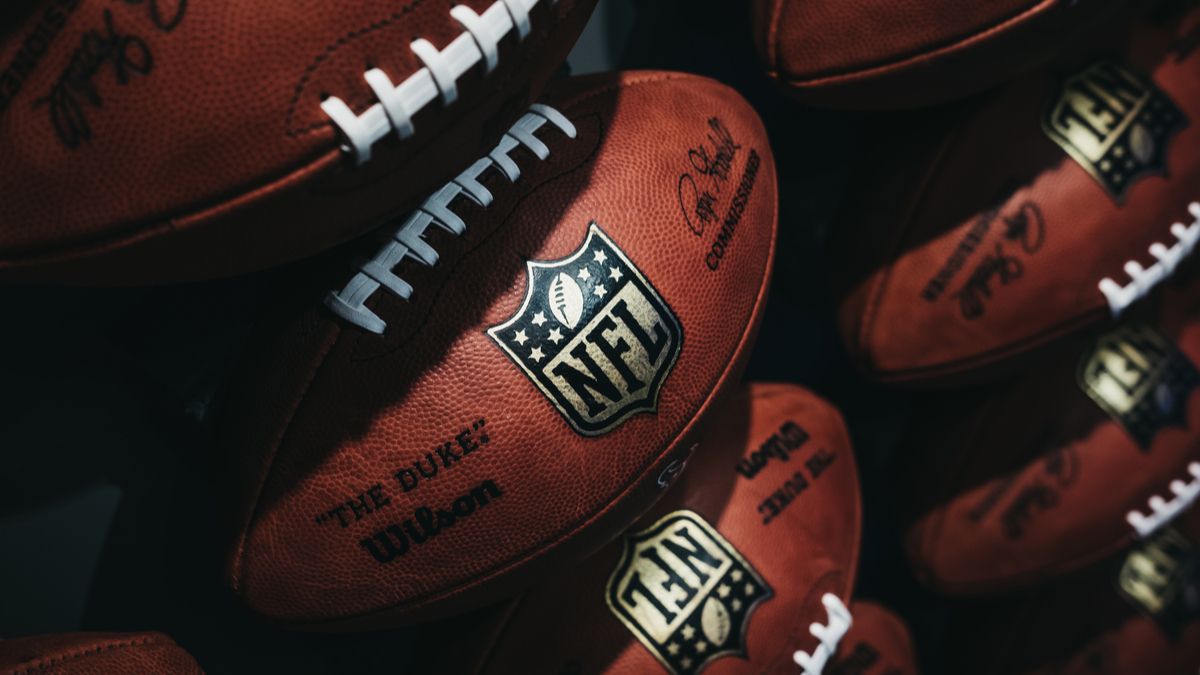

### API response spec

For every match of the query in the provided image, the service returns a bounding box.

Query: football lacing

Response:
[326,103,576,334]
[1099,201,1200,317]
[1127,462,1200,539]
[793,593,852,674]
[321,0,556,164]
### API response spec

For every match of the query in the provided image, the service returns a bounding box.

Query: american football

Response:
[0,0,595,284]
[221,71,777,630]
[0,632,203,675]
[8,2,1200,673]
[411,383,861,674]
[902,270,1200,594]
[947,509,1200,675]
[833,6,1200,385]
[750,0,1130,109]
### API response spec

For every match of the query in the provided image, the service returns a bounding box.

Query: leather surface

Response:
[751,0,1128,108]
[413,383,861,674]
[902,269,1200,594]
[947,509,1200,675]
[0,0,596,284]
[221,71,778,629]
[829,602,920,675]
[0,632,203,675]
[834,5,1200,385]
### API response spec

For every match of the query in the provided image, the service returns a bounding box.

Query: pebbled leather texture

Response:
[0,0,596,284]
[832,5,1200,386]
[220,71,779,630]
[751,0,1129,108]
[0,632,204,675]
[829,602,920,675]
[413,383,862,674]
[901,270,1200,594]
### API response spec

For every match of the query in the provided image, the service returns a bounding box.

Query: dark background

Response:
[0,1,946,672]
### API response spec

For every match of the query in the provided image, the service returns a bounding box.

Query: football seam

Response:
[766,0,1057,86]
[231,71,740,624]
[284,0,428,137]
[3,635,171,675]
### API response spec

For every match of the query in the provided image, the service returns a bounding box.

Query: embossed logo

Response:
[1077,322,1200,449]
[605,510,772,675]
[1117,527,1199,635]
[1042,61,1186,202]
[488,223,682,436]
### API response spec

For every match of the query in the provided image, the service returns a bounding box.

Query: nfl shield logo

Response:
[1077,322,1200,450]
[605,511,772,675]
[1042,60,1187,202]
[487,222,682,436]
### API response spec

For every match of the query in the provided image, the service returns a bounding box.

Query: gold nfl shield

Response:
[605,510,772,675]
[1077,322,1200,449]
[487,222,682,436]
[1042,60,1186,202]
[1117,527,1199,635]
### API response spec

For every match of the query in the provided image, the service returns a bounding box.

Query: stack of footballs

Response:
[0,0,1196,673]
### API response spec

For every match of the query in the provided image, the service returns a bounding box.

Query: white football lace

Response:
[1127,462,1200,539]
[321,0,558,164]
[793,593,852,675]
[326,103,576,334]
[1099,201,1200,317]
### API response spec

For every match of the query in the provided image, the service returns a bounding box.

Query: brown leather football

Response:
[833,4,1200,385]
[411,383,861,674]
[0,632,203,675]
[221,71,778,630]
[0,0,595,284]
[750,0,1129,109]
[829,602,921,675]
[902,269,1200,595]
[947,508,1200,675]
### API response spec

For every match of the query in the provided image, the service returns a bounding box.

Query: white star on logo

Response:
[744,583,756,596]
[695,641,707,654]
[730,570,744,582]
[667,643,681,656]
[532,311,547,327]
[594,284,607,299]
[681,625,695,640]
[530,346,545,363]
[731,598,743,612]
[594,250,607,264]
[548,328,564,344]
[609,266,623,282]
[513,329,529,346]
[681,657,693,669]
[718,584,731,598]
[577,267,591,282]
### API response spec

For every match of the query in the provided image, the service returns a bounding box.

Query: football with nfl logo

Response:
[221,71,777,629]
[902,270,1200,595]
[946,510,1200,675]
[833,4,1200,385]
[410,383,862,675]
[750,0,1131,109]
